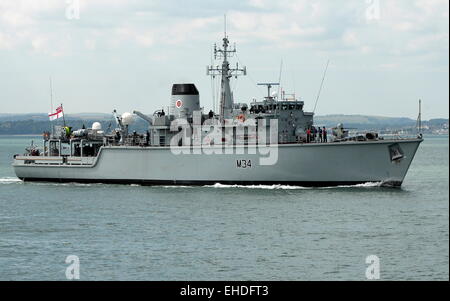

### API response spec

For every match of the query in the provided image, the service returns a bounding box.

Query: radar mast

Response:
[207,16,246,122]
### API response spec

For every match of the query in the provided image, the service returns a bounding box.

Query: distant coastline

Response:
[0,134,42,136]
[0,113,448,136]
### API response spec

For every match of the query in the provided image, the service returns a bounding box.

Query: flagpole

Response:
[50,77,53,112]
[49,77,54,137]
[61,103,66,127]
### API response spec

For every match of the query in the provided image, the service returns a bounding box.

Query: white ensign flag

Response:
[48,105,64,121]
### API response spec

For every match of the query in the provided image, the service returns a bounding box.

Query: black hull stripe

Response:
[19,178,402,188]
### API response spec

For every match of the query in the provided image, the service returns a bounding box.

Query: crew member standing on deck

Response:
[306,128,311,143]
[323,127,327,142]
[319,127,323,143]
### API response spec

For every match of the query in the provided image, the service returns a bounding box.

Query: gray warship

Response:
[12,32,423,187]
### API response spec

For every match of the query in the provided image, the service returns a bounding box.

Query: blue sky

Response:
[0,0,448,119]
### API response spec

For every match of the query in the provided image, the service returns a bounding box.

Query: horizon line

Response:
[0,112,448,121]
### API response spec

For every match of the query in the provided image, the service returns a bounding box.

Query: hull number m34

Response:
[236,159,252,169]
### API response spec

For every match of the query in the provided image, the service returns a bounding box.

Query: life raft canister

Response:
[237,114,246,122]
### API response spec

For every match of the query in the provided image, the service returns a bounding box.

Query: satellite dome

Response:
[92,122,102,131]
[121,112,134,126]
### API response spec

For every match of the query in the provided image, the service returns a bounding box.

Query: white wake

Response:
[0,177,22,184]
[206,183,311,190]
[206,182,384,190]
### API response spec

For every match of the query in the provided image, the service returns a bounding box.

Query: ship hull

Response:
[13,139,422,187]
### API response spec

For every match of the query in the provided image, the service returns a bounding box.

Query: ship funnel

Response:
[171,84,200,118]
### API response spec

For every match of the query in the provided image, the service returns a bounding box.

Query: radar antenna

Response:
[257,83,280,100]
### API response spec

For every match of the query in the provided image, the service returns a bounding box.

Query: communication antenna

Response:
[49,77,54,112]
[224,14,227,37]
[417,99,423,137]
[277,60,283,100]
[210,46,216,113]
[49,77,55,136]
[292,69,296,97]
[313,59,330,113]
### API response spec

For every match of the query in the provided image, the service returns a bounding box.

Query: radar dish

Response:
[92,122,102,130]
[121,112,134,126]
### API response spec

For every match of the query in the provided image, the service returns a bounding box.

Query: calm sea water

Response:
[0,135,448,281]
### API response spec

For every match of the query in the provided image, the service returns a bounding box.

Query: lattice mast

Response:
[207,18,246,121]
